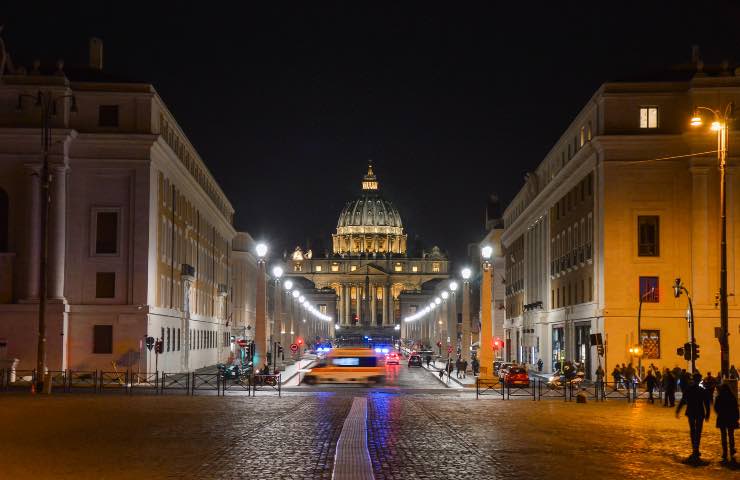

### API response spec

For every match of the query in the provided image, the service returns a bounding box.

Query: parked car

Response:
[503,367,530,387]
[495,362,514,377]
[385,352,401,365]
[407,354,422,368]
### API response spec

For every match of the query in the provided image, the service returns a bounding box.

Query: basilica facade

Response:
[286,164,449,329]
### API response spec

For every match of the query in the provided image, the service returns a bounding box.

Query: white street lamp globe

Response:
[481,245,493,260]
[449,281,458,291]
[434,297,441,305]
[284,280,293,291]
[299,295,306,303]
[292,290,300,298]
[272,265,284,278]
[429,302,436,309]
[441,291,449,300]
[255,243,268,258]
[461,267,472,280]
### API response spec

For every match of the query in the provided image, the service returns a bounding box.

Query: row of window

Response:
[91,325,224,355]
[554,174,593,221]
[299,262,441,273]
[552,277,594,309]
[551,214,594,276]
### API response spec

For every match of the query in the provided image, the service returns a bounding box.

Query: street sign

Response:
[290,343,298,353]
[447,345,453,354]
[236,339,248,347]
[145,336,155,351]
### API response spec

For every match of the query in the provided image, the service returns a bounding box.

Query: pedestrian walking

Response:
[595,365,605,398]
[537,359,543,372]
[611,366,621,389]
[471,357,480,377]
[703,372,717,402]
[714,382,739,465]
[679,369,691,395]
[455,358,463,379]
[462,359,468,379]
[662,368,676,407]
[643,370,657,403]
[675,373,711,463]
[425,354,431,368]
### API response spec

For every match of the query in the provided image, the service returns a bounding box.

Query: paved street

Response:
[0,389,734,479]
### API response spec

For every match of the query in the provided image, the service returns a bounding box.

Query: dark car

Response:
[408,354,422,368]
[503,367,530,387]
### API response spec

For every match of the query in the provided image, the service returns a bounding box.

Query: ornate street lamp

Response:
[254,243,268,367]
[689,104,733,379]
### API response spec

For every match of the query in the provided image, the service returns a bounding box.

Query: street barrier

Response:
[191,373,220,396]
[221,374,251,396]
[252,374,281,397]
[475,377,504,399]
[98,371,129,393]
[537,379,568,401]
[129,372,159,394]
[568,381,599,401]
[632,384,662,403]
[506,382,536,400]
[68,370,97,392]
[601,382,631,402]
[161,372,190,394]
[4,369,35,391]
[46,370,67,392]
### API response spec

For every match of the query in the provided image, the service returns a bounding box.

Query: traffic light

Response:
[679,342,691,361]
[492,337,504,350]
[155,339,164,354]
[297,337,304,346]
[628,345,643,357]
[436,341,442,348]
[691,343,700,360]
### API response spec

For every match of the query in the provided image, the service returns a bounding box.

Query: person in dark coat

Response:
[643,370,657,403]
[611,366,622,389]
[702,372,717,402]
[676,373,711,461]
[714,382,739,464]
[662,368,676,407]
[471,357,480,376]
[679,369,691,395]
[537,359,543,372]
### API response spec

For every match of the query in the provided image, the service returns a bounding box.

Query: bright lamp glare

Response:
[292,290,300,298]
[690,116,703,127]
[255,243,268,258]
[461,267,472,280]
[711,121,722,131]
[434,297,441,305]
[481,245,493,259]
[272,266,284,278]
[441,291,449,300]
[284,280,293,290]
[449,281,458,291]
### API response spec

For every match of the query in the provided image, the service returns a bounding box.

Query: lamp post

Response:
[480,246,494,378]
[448,281,459,357]
[673,278,696,373]
[17,90,77,390]
[271,266,283,372]
[461,267,472,367]
[690,104,732,380]
[254,243,268,369]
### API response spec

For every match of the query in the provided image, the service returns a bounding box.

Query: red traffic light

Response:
[297,337,304,345]
[492,337,504,350]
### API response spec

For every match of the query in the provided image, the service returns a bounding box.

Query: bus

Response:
[302,347,385,386]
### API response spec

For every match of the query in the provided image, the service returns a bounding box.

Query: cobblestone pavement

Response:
[0,391,736,479]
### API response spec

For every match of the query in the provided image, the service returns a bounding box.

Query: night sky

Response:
[4,2,740,264]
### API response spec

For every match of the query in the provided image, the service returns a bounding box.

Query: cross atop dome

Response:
[362,160,378,191]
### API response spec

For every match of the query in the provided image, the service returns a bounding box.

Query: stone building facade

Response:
[502,62,740,378]
[0,40,235,372]
[286,165,449,332]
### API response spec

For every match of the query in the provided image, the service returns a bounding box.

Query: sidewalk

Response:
[280,354,318,386]
[421,358,468,389]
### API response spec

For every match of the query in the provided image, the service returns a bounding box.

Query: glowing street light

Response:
[255,242,268,258]
[284,280,293,290]
[449,281,458,292]
[461,267,472,280]
[272,265,284,278]
[481,245,493,260]
[434,297,441,305]
[441,291,449,300]
[292,290,300,298]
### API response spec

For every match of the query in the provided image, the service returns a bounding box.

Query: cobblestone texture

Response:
[0,365,735,480]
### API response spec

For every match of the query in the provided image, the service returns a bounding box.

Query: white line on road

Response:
[332,396,374,480]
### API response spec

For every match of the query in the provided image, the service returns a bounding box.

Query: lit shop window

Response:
[411,265,418,272]
[350,265,357,272]
[331,263,340,272]
[315,265,322,272]
[394,263,403,272]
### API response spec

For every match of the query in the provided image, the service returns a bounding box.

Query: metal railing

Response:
[129,372,159,394]
[537,379,568,401]
[475,377,504,399]
[221,374,251,396]
[191,373,220,396]
[600,382,632,402]
[161,373,190,393]
[4,369,36,391]
[68,371,97,392]
[252,374,281,397]
[507,382,536,400]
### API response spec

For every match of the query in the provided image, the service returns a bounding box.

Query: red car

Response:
[503,367,530,387]
[385,352,400,365]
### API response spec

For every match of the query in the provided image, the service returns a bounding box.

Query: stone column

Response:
[355,285,361,325]
[23,164,42,301]
[48,164,68,300]
[381,286,388,325]
[370,284,377,326]
[343,284,350,325]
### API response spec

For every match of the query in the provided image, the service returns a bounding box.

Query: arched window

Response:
[0,188,8,252]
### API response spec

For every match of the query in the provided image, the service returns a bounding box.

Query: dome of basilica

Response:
[332,163,407,255]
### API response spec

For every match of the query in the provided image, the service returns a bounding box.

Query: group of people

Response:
[674,372,738,465]
[435,355,480,379]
